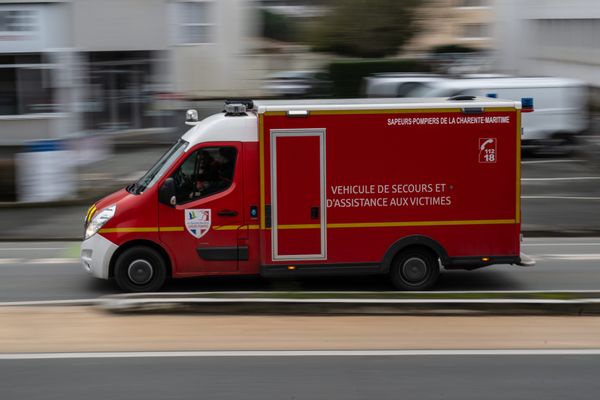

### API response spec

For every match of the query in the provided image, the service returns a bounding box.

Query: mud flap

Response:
[517,252,536,267]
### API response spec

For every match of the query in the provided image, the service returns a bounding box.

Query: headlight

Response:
[85,205,117,239]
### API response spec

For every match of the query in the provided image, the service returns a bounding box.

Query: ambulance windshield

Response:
[128,139,189,194]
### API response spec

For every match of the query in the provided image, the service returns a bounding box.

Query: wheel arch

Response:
[109,239,173,279]
[381,235,448,274]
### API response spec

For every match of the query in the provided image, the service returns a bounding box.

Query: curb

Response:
[96,295,600,316]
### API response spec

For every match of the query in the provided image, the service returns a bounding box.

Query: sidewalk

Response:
[1,306,599,353]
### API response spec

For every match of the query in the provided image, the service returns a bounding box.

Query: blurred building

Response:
[494,0,600,105]
[405,0,494,54]
[0,0,260,144]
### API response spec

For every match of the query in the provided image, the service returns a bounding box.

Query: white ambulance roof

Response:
[254,97,520,113]
[181,112,258,149]
[181,97,521,147]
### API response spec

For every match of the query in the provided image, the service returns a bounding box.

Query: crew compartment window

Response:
[173,146,237,204]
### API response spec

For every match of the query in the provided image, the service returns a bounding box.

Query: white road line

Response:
[0,258,79,265]
[0,259,23,265]
[521,177,600,181]
[537,254,600,261]
[28,258,79,264]
[2,349,600,360]
[0,248,67,251]
[523,243,600,246]
[522,196,600,200]
[521,159,584,164]
[0,299,96,307]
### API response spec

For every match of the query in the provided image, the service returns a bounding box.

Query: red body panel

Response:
[260,109,520,266]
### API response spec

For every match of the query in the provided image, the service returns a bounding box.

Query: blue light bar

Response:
[521,97,534,109]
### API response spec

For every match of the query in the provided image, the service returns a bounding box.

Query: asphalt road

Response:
[2,352,600,400]
[0,237,599,302]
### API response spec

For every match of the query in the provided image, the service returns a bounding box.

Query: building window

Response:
[176,1,215,44]
[0,9,38,32]
[460,23,489,39]
[0,54,56,115]
[455,0,488,8]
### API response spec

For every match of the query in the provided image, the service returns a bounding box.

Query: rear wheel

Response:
[114,246,167,292]
[389,248,439,290]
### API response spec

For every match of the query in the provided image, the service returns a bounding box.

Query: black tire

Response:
[114,246,168,292]
[389,247,440,291]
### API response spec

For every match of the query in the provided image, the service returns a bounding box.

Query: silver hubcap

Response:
[127,259,154,285]
[402,257,428,283]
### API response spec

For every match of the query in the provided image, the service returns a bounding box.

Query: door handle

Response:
[218,209,238,217]
[311,206,319,220]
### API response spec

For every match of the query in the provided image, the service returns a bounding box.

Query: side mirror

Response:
[159,177,176,207]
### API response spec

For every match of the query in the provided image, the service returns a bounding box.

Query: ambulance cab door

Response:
[158,142,244,275]
[271,129,326,261]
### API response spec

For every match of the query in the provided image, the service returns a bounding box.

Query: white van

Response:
[409,77,588,153]
[363,73,448,98]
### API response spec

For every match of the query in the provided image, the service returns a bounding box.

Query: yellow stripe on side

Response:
[277,223,321,230]
[327,219,516,229]
[212,225,242,231]
[516,110,522,223]
[99,227,159,233]
[213,224,261,231]
[259,113,266,230]
[159,226,184,232]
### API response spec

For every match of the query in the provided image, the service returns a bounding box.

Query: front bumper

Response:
[80,234,118,279]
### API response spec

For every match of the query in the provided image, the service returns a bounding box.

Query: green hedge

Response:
[327,59,430,98]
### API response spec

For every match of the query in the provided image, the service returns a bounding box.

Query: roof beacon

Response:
[521,97,534,113]
[185,109,199,125]
[224,103,247,116]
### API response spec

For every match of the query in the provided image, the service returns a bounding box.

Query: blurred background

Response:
[0,0,599,238]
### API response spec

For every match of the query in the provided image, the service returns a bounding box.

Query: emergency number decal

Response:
[185,209,211,238]
[479,138,497,163]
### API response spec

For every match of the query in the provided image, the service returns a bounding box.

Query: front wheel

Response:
[114,246,167,292]
[389,248,439,291]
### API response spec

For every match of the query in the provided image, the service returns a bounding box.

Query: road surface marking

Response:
[522,196,600,200]
[536,254,600,261]
[522,177,600,181]
[521,159,584,164]
[0,258,79,265]
[28,258,80,264]
[523,243,600,246]
[2,349,600,360]
[0,299,96,307]
[0,248,67,251]
[0,259,23,265]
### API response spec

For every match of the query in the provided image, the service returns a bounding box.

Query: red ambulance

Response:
[81,97,532,292]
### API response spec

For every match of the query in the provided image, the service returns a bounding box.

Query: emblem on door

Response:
[185,209,211,238]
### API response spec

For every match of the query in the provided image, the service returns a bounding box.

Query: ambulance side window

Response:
[172,146,237,204]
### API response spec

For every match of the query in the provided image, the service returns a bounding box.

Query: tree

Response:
[311,0,421,58]
[261,9,299,42]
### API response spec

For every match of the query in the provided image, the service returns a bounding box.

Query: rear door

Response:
[271,129,326,260]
